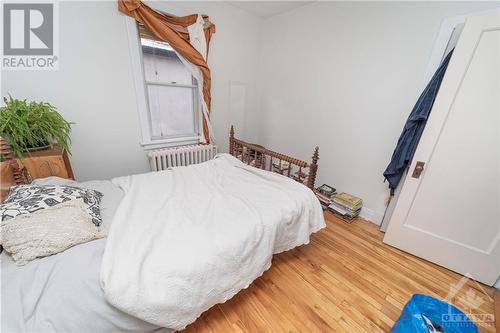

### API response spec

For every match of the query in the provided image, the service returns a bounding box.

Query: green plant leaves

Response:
[0,96,73,159]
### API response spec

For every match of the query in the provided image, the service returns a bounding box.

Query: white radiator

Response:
[148,144,218,171]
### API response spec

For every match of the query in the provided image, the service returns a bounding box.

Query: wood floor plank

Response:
[182,212,497,333]
[495,290,499,332]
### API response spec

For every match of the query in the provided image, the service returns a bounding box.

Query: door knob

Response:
[412,161,425,178]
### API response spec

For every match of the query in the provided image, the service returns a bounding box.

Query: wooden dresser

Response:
[18,147,74,181]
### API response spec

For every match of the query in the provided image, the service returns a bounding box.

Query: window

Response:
[135,23,200,147]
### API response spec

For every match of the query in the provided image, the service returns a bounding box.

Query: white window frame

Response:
[125,17,202,150]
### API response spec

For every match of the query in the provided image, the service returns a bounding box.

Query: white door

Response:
[384,11,500,286]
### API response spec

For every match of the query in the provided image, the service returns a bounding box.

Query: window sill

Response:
[141,136,201,151]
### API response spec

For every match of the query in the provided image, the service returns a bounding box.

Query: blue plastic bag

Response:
[391,294,479,333]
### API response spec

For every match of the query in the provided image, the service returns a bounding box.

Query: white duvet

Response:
[101,153,325,331]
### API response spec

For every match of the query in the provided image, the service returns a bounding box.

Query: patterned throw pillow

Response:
[0,185,103,226]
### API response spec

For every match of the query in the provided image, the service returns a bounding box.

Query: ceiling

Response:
[227,1,313,18]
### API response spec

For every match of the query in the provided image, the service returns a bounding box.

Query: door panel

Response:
[384,12,500,285]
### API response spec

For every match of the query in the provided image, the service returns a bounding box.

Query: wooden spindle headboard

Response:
[229,126,319,190]
[0,137,30,202]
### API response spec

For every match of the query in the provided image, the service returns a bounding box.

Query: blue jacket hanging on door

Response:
[383,49,454,193]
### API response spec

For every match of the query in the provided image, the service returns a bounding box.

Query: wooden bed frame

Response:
[0,137,30,201]
[229,126,319,190]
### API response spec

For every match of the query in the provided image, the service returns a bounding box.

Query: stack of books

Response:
[314,184,337,210]
[328,192,362,220]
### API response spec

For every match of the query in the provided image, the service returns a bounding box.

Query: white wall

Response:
[256,1,499,224]
[1,1,262,181]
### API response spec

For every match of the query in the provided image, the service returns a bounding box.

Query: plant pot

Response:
[24,144,52,152]
[0,161,16,201]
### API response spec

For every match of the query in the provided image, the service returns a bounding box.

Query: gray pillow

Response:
[0,185,103,226]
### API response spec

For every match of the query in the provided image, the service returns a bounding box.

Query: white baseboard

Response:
[359,206,384,225]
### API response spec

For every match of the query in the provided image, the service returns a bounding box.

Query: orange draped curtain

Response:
[118,0,216,143]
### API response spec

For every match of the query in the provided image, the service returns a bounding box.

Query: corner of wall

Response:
[359,206,384,226]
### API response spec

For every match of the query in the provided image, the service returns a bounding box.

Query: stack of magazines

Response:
[328,192,362,220]
[314,184,336,209]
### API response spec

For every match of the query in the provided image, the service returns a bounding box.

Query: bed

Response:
[0,130,325,332]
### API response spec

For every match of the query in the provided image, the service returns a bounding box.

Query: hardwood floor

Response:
[182,212,497,333]
[495,290,499,332]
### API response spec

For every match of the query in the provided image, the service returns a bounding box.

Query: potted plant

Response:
[0,96,72,159]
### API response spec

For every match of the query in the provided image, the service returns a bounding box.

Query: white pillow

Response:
[0,199,106,265]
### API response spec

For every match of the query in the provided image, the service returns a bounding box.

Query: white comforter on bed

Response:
[101,153,325,331]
